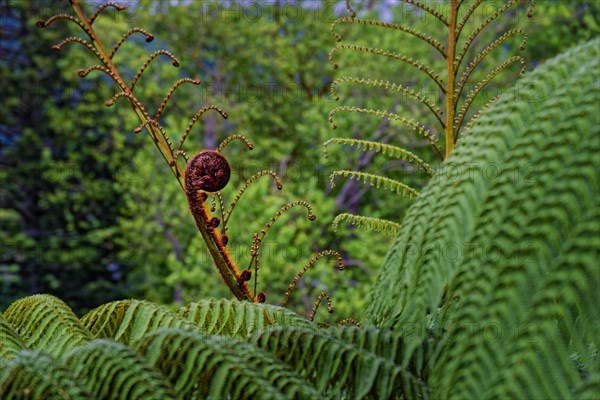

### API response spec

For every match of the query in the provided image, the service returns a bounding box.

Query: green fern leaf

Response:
[177,298,315,339]
[571,372,600,400]
[250,326,427,399]
[367,39,600,399]
[0,312,26,359]
[324,137,434,176]
[63,339,177,399]
[331,77,443,126]
[0,351,91,399]
[81,299,198,345]
[330,170,419,198]
[333,213,401,237]
[137,328,319,400]
[329,106,438,146]
[3,294,91,357]
[332,325,429,374]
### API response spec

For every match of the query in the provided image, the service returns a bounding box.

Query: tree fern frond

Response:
[0,351,91,399]
[330,170,419,198]
[455,0,484,36]
[0,312,25,360]
[331,17,447,57]
[3,294,91,357]
[324,137,434,176]
[177,105,229,153]
[404,0,449,26]
[438,205,600,399]
[80,299,198,345]
[36,13,87,31]
[248,201,316,289]
[76,64,117,81]
[177,298,315,339]
[366,38,599,399]
[154,78,201,122]
[332,77,444,127]
[88,2,127,24]
[333,325,428,371]
[455,0,526,68]
[328,44,444,90]
[138,328,319,400]
[329,106,439,146]
[332,213,401,237]
[52,36,104,60]
[283,250,345,308]
[63,340,177,400]
[571,372,600,400]
[130,50,179,91]
[216,134,255,153]
[454,56,526,133]
[308,290,334,322]
[455,28,527,99]
[250,326,428,399]
[109,27,154,58]
[224,170,282,228]
[461,94,502,140]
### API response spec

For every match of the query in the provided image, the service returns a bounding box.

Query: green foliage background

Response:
[1,0,598,322]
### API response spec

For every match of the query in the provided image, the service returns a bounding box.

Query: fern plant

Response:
[326,0,534,235]
[34,0,346,313]
[2,37,598,399]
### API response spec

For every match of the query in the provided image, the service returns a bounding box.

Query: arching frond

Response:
[177,298,315,339]
[63,340,177,399]
[0,351,91,399]
[329,45,444,90]
[331,17,447,57]
[329,107,439,147]
[0,312,26,360]
[110,27,154,58]
[250,326,428,399]
[455,28,527,99]
[332,213,401,237]
[324,138,434,176]
[3,294,91,357]
[283,250,345,308]
[130,50,179,91]
[80,299,198,345]
[331,77,444,127]
[367,38,600,400]
[330,170,419,198]
[333,325,427,370]
[454,56,526,132]
[138,328,320,400]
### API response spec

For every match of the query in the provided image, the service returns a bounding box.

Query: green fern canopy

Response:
[2,36,599,400]
[1,295,418,399]
[366,38,600,399]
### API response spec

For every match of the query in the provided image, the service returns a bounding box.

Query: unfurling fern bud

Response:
[257,292,266,303]
[185,150,231,193]
[239,269,252,282]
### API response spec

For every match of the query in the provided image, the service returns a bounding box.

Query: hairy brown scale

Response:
[185,150,231,193]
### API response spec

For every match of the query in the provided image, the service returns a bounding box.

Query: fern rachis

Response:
[326,0,534,236]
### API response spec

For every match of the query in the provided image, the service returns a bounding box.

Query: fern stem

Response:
[444,0,458,159]
[69,1,176,184]
[68,0,254,302]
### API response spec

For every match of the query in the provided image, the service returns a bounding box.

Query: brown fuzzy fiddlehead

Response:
[185,151,231,193]
[39,0,346,309]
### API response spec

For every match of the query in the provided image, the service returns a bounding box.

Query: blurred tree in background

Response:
[1,0,598,320]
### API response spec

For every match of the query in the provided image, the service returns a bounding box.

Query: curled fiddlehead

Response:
[38,1,345,308]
